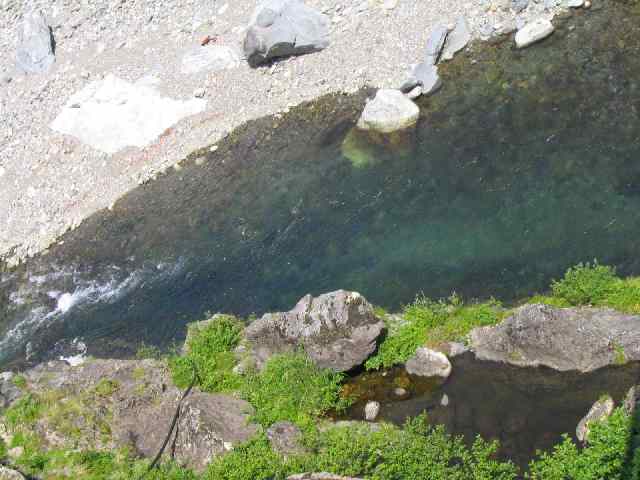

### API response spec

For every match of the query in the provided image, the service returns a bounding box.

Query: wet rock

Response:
[267,421,305,456]
[512,0,529,12]
[576,396,614,442]
[624,385,639,415]
[364,401,380,421]
[440,17,471,61]
[181,45,240,74]
[244,0,330,67]
[405,347,452,379]
[356,89,419,134]
[245,290,384,372]
[470,304,640,372]
[288,474,364,480]
[0,372,24,409]
[16,10,55,74]
[0,466,25,480]
[515,19,554,48]
[50,74,206,154]
[424,25,449,65]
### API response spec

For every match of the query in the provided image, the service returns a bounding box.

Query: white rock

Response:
[515,19,554,48]
[576,396,614,442]
[357,89,419,133]
[181,45,240,74]
[50,74,206,154]
[567,0,584,7]
[405,347,452,378]
[441,393,450,406]
[440,17,471,61]
[364,401,381,421]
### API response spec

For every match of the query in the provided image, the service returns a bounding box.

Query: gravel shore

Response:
[1,0,565,267]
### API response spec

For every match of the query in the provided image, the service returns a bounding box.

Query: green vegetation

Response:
[12,374,27,390]
[366,295,503,370]
[4,394,42,429]
[240,353,350,428]
[94,379,120,397]
[169,314,244,392]
[135,342,164,360]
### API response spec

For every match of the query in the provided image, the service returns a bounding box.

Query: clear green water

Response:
[2,1,640,361]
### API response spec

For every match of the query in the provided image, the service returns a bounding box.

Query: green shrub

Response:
[551,262,619,305]
[4,394,42,429]
[527,407,632,480]
[169,314,244,392]
[241,353,350,427]
[366,295,503,370]
[12,374,27,390]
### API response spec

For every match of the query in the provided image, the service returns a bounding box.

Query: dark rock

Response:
[266,421,305,456]
[16,10,55,74]
[243,0,330,67]
[576,396,614,442]
[405,347,452,378]
[244,290,384,372]
[470,304,640,372]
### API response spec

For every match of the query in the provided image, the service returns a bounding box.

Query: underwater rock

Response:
[364,401,381,421]
[576,395,614,442]
[356,89,420,133]
[405,347,452,379]
[470,304,640,372]
[515,18,554,48]
[15,10,55,74]
[244,290,384,372]
[266,421,305,456]
[243,0,330,67]
[440,17,471,61]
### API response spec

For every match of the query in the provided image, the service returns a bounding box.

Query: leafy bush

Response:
[240,353,350,427]
[169,314,244,392]
[4,394,42,429]
[366,295,503,370]
[551,262,619,305]
[527,407,632,480]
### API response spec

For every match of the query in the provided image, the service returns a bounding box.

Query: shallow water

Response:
[2,1,640,362]
[342,355,640,468]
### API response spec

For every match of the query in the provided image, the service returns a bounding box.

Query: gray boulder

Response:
[244,290,384,372]
[16,10,55,74]
[576,396,614,442]
[405,347,452,378]
[267,421,305,456]
[424,25,449,65]
[470,304,640,372]
[244,0,330,67]
[356,89,420,133]
[440,17,471,62]
[0,467,25,480]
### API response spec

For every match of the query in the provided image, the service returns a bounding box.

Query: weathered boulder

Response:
[405,347,452,378]
[576,396,614,442]
[288,475,364,480]
[440,17,471,62]
[0,466,25,480]
[356,90,420,134]
[515,19,554,48]
[364,401,381,421]
[469,304,640,372]
[244,290,384,372]
[16,10,55,74]
[10,359,258,472]
[0,372,24,409]
[244,0,330,67]
[266,421,305,456]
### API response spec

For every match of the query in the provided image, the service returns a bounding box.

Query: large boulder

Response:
[244,290,384,372]
[356,89,420,134]
[244,0,330,67]
[470,304,640,372]
[405,347,452,379]
[16,10,55,74]
[0,467,25,480]
[576,396,614,442]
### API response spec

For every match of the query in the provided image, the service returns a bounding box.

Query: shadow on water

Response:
[341,355,640,470]
[1,1,640,366]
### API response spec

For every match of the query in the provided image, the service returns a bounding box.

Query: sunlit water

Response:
[1,1,640,368]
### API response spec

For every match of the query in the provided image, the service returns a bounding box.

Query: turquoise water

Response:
[2,0,640,362]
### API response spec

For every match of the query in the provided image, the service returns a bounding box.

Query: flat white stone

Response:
[515,19,554,48]
[357,89,419,133]
[51,74,206,154]
[567,0,584,7]
[180,45,240,74]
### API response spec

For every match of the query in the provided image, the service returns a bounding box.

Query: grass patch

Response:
[12,375,27,390]
[240,352,350,428]
[365,295,503,370]
[4,394,42,429]
[169,314,244,392]
[94,379,120,397]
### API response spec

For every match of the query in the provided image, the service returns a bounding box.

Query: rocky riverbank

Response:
[1,0,580,267]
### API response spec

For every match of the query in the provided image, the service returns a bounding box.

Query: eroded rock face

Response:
[8,359,258,472]
[16,10,55,74]
[576,396,614,442]
[405,347,452,379]
[244,290,384,372]
[470,304,640,372]
[356,89,420,134]
[244,0,330,67]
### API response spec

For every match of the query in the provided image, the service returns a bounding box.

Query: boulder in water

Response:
[356,89,420,134]
[405,347,452,379]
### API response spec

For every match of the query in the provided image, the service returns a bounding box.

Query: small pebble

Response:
[441,394,450,407]
[394,387,407,396]
[584,0,592,7]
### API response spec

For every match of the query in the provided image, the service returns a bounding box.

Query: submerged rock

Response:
[515,19,554,48]
[244,290,384,372]
[576,396,614,442]
[243,0,330,67]
[405,347,452,379]
[16,10,55,74]
[470,304,640,372]
[356,89,420,133]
